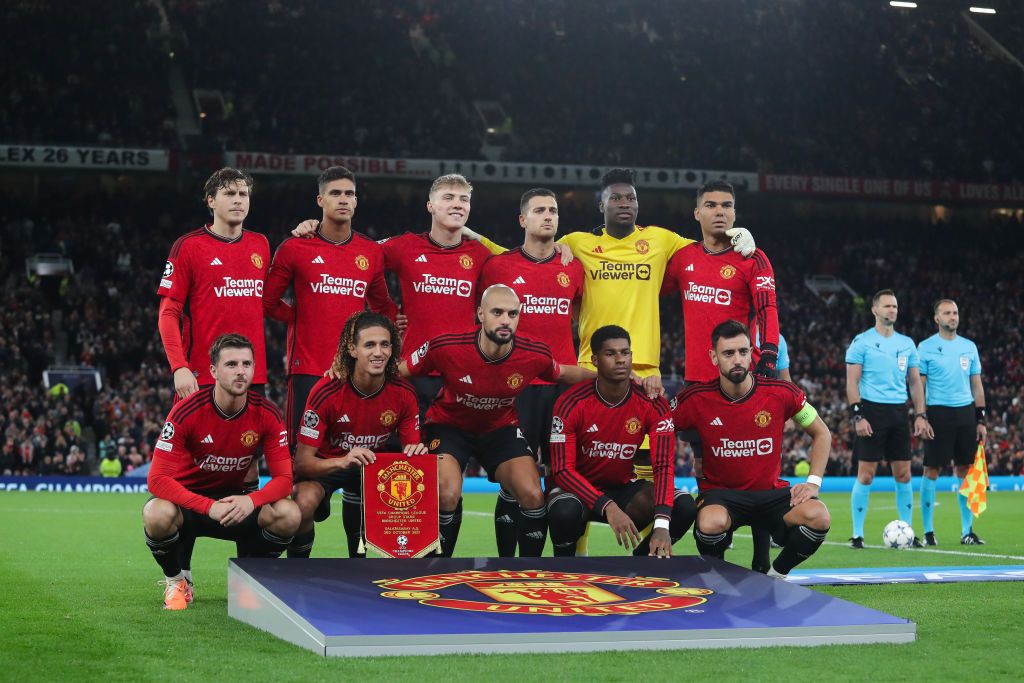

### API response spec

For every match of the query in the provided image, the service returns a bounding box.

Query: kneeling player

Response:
[403,285,594,557]
[548,325,696,557]
[290,312,424,558]
[672,320,831,578]
[144,334,299,610]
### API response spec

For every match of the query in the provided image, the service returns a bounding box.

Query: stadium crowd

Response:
[2,190,1021,479]
[4,1,1023,182]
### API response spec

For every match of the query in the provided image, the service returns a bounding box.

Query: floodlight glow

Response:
[969,7,996,14]
[889,1,917,8]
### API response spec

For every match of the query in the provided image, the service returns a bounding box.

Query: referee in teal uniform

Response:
[917,299,987,546]
[845,289,933,548]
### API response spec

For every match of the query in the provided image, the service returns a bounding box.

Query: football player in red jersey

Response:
[547,325,696,557]
[264,165,398,447]
[158,168,270,399]
[156,168,270,588]
[671,321,831,578]
[288,312,425,558]
[477,188,585,556]
[264,166,398,557]
[144,334,299,610]
[402,285,595,557]
[661,179,780,571]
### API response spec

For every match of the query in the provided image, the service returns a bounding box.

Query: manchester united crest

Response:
[719,265,736,280]
[429,439,441,451]
[625,417,642,434]
[557,272,571,288]
[240,430,259,447]
[251,253,264,269]
[376,460,426,510]
[635,239,650,255]
[380,410,398,427]
[507,373,524,389]
[754,410,772,428]
[355,255,370,271]
[377,570,714,617]
[459,254,474,270]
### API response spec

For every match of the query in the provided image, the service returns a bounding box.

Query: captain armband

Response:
[793,402,819,429]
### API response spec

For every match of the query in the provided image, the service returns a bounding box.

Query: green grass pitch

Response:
[2,491,1022,681]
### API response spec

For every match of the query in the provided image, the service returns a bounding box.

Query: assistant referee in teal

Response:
[917,299,987,546]
[845,289,933,548]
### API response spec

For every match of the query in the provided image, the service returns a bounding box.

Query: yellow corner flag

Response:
[959,442,989,517]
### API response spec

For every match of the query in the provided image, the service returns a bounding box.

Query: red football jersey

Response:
[296,376,421,457]
[407,332,560,432]
[477,247,584,378]
[264,230,397,376]
[147,389,292,514]
[379,233,493,361]
[671,377,805,491]
[662,244,779,382]
[549,381,675,514]
[158,226,270,385]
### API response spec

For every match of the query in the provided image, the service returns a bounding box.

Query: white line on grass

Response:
[464,510,1024,561]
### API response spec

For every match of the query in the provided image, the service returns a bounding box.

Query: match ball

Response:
[882,520,915,549]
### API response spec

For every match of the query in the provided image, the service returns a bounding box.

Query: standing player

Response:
[143,334,299,610]
[917,299,987,545]
[402,285,595,557]
[547,325,696,557]
[477,188,585,556]
[662,180,780,571]
[672,321,832,578]
[156,167,269,584]
[846,289,934,549]
[289,312,424,558]
[158,168,269,400]
[263,165,397,446]
[264,166,398,555]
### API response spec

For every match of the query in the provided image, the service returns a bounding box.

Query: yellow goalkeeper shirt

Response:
[477,225,694,376]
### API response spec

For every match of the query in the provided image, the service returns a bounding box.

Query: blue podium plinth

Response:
[228,556,915,656]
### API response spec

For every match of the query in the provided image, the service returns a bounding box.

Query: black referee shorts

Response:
[924,404,977,468]
[425,423,532,482]
[853,400,911,462]
[515,383,566,468]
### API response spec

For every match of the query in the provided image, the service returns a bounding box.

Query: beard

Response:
[483,326,514,345]
[723,366,748,385]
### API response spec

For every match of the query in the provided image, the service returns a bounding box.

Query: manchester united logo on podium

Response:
[377,570,714,616]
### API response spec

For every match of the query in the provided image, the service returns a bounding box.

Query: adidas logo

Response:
[526,531,546,539]
[210,257,223,266]
[459,375,473,384]
[709,417,723,426]
[592,246,604,254]
[337,414,350,423]
[513,276,526,285]
[685,264,695,271]
[312,255,325,264]
[496,514,514,524]
[415,254,428,263]
[587,424,600,433]
[202,434,214,444]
